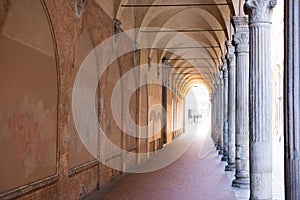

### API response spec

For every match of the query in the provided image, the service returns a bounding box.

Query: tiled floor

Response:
[227,136,285,200]
[87,119,236,200]
[87,117,284,200]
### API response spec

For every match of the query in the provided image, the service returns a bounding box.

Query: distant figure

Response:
[279,136,282,143]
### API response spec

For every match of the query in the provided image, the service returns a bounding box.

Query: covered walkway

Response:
[86,119,284,200]
[1,1,300,200]
[88,118,236,200]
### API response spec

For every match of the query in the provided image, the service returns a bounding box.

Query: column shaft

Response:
[212,88,218,146]
[284,1,300,199]
[214,85,218,146]
[211,94,214,142]
[219,72,224,155]
[222,60,229,161]
[249,23,273,199]
[215,82,220,149]
[225,40,236,171]
[232,16,250,189]
[245,1,276,199]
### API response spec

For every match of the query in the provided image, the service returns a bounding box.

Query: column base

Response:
[221,155,228,162]
[219,150,223,155]
[232,178,250,189]
[249,197,272,200]
[225,163,235,171]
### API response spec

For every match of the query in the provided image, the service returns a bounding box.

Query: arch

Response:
[69,28,96,169]
[0,0,58,195]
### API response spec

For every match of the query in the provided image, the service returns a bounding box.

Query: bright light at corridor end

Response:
[185,85,210,126]
[72,28,212,173]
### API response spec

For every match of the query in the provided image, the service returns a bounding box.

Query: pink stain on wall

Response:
[8,111,47,162]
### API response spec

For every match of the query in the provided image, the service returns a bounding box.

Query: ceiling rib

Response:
[121,3,230,8]
[140,29,225,33]
[171,72,211,74]
[167,58,219,60]
[162,46,220,49]
[172,66,214,69]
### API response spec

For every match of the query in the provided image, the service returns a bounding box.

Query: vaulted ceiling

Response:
[98,0,243,95]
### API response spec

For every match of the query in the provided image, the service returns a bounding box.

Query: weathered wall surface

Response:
[0,0,57,195]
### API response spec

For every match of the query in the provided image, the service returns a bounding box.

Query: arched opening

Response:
[69,29,96,169]
[185,85,210,126]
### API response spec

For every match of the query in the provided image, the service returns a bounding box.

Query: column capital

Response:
[219,70,224,84]
[214,74,220,86]
[221,57,229,78]
[221,57,228,70]
[233,32,249,53]
[244,0,277,24]
[209,93,213,101]
[213,83,217,91]
[232,16,249,53]
[213,85,217,92]
[226,40,236,70]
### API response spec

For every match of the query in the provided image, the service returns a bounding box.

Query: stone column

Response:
[214,80,220,150]
[284,1,300,199]
[183,98,185,133]
[244,1,276,199]
[232,16,250,189]
[213,83,219,147]
[210,92,216,144]
[225,40,236,171]
[209,93,213,140]
[222,58,229,161]
[219,70,224,155]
